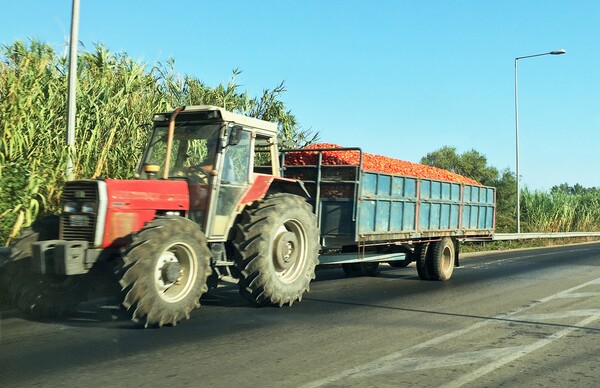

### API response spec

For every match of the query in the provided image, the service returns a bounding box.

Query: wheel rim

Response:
[441,245,453,273]
[272,219,307,283]
[154,242,198,303]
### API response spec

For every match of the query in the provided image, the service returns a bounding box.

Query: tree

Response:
[551,183,600,196]
[492,168,517,233]
[420,146,498,185]
[458,150,499,185]
[419,146,459,173]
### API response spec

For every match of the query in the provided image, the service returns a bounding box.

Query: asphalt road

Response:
[1,242,599,387]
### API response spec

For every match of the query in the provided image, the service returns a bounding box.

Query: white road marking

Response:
[302,276,600,388]
[555,292,600,298]
[515,309,600,321]
[352,346,530,376]
[442,311,600,388]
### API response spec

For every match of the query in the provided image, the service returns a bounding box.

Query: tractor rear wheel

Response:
[233,193,319,306]
[119,217,211,327]
[2,216,88,318]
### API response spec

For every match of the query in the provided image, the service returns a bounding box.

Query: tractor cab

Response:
[137,106,280,240]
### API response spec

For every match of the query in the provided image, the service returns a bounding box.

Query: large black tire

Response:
[342,262,380,277]
[233,193,320,306]
[415,243,432,280]
[2,216,89,318]
[428,237,455,281]
[119,217,211,327]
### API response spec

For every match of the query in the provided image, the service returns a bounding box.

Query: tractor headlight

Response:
[64,202,78,213]
[81,202,95,213]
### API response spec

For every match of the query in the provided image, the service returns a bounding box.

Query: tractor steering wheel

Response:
[186,165,211,183]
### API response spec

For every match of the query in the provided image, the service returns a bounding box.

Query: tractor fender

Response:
[239,174,310,206]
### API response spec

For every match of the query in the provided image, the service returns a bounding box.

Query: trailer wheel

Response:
[2,216,88,318]
[384,246,412,268]
[233,193,319,306]
[429,237,455,281]
[388,260,411,268]
[342,262,380,276]
[119,217,211,327]
[415,243,432,280]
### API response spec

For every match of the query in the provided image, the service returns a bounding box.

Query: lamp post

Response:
[514,49,565,233]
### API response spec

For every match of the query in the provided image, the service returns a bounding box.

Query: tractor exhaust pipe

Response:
[162,106,186,180]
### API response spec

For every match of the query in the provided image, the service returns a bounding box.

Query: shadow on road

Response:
[302,296,600,333]
[0,263,417,329]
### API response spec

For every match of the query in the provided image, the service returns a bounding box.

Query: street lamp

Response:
[514,49,565,233]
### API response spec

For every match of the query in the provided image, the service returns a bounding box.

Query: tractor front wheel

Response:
[119,217,211,327]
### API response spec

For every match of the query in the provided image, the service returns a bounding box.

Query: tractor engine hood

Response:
[98,179,189,247]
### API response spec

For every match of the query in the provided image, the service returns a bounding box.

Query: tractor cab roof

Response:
[154,105,278,135]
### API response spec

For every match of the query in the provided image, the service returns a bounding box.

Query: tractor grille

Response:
[60,181,100,244]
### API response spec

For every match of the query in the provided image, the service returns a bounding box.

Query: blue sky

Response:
[1,1,598,190]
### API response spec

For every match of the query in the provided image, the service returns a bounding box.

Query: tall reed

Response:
[520,188,600,232]
[1,40,314,244]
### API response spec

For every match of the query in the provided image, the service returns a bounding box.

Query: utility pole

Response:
[66,0,80,181]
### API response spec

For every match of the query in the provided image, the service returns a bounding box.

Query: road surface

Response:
[1,242,599,387]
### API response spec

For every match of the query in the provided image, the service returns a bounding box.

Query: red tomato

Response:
[285,143,481,186]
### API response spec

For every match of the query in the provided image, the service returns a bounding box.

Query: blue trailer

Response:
[281,147,496,280]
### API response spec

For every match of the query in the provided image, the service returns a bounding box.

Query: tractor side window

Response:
[254,135,274,174]
[222,131,251,184]
[211,130,252,237]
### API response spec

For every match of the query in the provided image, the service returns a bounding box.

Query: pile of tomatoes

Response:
[285,143,480,186]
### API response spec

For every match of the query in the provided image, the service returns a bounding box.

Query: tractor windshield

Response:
[139,122,222,181]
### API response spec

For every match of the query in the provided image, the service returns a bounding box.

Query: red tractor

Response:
[5,106,320,327]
